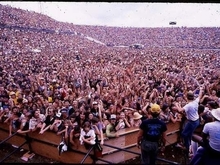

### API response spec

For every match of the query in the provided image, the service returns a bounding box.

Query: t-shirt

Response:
[44,115,55,126]
[140,118,167,142]
[29,118,38,130]
[203,121,220,152]
[183,97,199,121]
[105,123,117,138]
[79,129,96,145]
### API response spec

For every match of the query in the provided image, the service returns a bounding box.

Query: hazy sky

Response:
[0,1,220,28]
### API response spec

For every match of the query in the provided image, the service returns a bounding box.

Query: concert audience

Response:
[0,5,220,160]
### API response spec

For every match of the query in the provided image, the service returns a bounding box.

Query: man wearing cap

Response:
[189,108,220,165]
[59,108,69,120]
[175,86,204,156]
[137,103,167,165]
[91,101,99,118]
[105,114,119,138]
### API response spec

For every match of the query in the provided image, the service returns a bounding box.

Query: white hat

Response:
[9,91,16,96]
[110,114,116,120]
[92,101,98,105]
[22,98,28,103]
[56,112,62,118]
[133,112,142,120]
[211,108,220,121]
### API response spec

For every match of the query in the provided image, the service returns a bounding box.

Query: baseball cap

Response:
[150,103,161,114]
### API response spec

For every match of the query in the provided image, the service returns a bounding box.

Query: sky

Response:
[0,1,220,28]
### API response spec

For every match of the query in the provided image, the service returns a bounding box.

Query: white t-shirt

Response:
[203,121,220,152]
[29,118,38,130]
[183,97,199,121]
[118,120,126,129]
[79,129,96,145]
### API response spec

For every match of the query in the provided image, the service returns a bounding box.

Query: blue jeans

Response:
[189,146,205,165]
[141,140,158,165]
[181,119,199,152]
[190,146,220,165]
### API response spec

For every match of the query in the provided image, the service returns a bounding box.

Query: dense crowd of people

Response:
[0,4,220,164]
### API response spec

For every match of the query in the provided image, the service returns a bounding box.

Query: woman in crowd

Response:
[50,112,63,133]
[132,111,143,128]
[30,109,45,132]
[17,112,32,134]
[39,107,56,134]
[159,103,171,123]
[4,106,21,136]
[79,121,96,149]
[69,124,81,149]
[115,111,131,131]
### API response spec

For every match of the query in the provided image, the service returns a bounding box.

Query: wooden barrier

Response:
[0,121,181,164]
[165,122,181,146]
[0,123,93,163]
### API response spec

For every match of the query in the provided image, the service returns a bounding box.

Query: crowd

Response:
[0,4,220,164]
